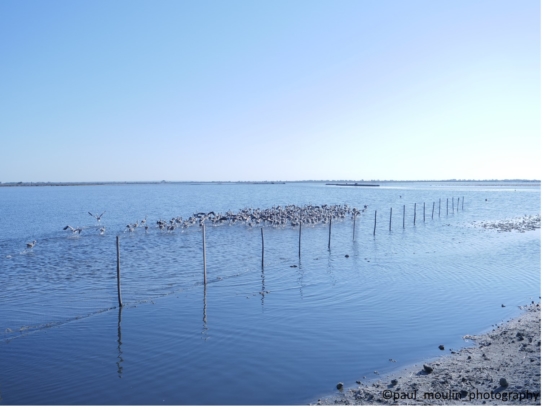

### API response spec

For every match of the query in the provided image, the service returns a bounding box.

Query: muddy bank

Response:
[316,302,541,405]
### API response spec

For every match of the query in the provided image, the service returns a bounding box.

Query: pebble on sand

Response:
[320,302,540,406]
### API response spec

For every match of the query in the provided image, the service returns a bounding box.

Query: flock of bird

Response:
[471,214,541,233]
[25,211,107,250]
[63,211,106,236]
[128,204,365,233]
[24,204,366,249]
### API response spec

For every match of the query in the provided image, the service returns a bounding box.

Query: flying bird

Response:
[64,225,83,235]
[88,211,106,223]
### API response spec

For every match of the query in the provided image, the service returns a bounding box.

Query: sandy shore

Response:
[316,301,541,406]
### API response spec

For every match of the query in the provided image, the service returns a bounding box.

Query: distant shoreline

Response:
[0,180,541,188]
[326,183,380,187]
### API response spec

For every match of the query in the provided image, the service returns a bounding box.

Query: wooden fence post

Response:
[328,217,332,249]
[202,225,207,285]
[299,221,302,258]
[116,236,122,307]
[261,227,265,269]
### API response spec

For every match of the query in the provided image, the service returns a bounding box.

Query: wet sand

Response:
[317,301,541,406]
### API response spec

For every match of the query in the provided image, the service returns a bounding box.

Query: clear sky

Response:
[0,0,542,182]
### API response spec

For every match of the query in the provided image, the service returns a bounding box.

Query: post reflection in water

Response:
[298,262,304,300]
[116,306,123,378]
[327,247,336,287]
[202,284,208,341]
[298,234,304,299]
[261,268,265,307]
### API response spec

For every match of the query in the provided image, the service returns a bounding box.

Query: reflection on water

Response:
[117,307,123,378]
[202,284,208,341]
[0,182,540,405]
[261,269,266,307]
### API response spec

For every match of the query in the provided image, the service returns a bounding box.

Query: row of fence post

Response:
[115,196,464,305]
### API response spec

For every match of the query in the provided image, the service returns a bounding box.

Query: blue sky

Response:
[0,0,542,182]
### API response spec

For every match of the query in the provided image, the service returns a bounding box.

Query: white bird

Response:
[88,211,106,223]
[26,240,37,249]
[64,225,83,234]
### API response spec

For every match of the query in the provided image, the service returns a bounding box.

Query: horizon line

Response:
[0,178,541,187]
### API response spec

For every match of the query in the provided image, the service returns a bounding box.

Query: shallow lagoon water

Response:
[0,182,540,404]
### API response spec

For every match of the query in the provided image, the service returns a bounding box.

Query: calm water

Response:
[0,182,540,405]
